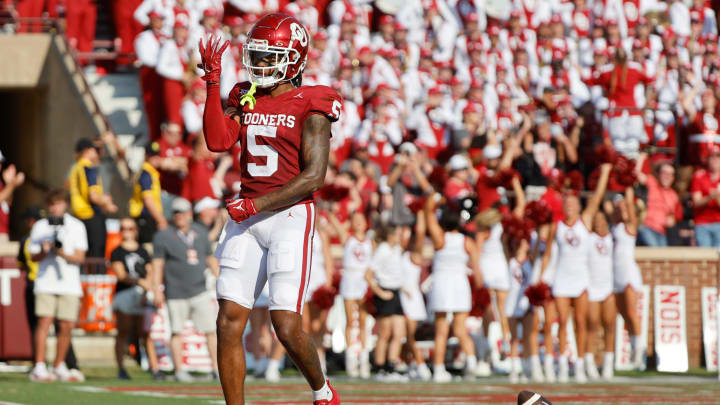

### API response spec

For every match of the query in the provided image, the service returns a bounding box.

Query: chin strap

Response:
[239,82,258,110]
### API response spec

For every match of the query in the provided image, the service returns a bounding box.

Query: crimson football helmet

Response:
[243,13,309,88]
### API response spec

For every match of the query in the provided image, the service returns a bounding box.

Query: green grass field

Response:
[0,366,718,405]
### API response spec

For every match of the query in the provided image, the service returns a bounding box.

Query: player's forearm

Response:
[203,84,240,152]
[253,170,325,212]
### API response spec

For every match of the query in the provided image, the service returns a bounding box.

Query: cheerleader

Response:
[611,186,645,370]
[303,221,335,374]
[505,235,542,383]
[586,209,617,380]
[365,224,407,378]
[543,163,611,383]
[533,223,558,382]
[401,210,431,381]
[424,195,483,382]
[330,211,373,378]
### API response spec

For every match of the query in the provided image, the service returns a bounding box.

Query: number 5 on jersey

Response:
[246,125,278,177]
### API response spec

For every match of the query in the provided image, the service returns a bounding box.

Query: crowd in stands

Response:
[3,0,720,387]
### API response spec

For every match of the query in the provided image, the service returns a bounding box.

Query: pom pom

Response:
[470,283,491,317]
[363,288,377,316]
[311,285,337,311]
[586,168,600,191]
[408,196,427,213]
[489,168,518,189]
[594,144,618,165]
[428,166,449,191]
[525,282,552,306]
[564,170,584,193]
[501,214,535,243]
[545,168,565,191]
[613,155,637,188]
[525,200,553,225]
[318,184,351,202]
[331,271,342,290]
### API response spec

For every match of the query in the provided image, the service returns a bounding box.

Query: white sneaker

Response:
[359,351,371,379]
[509,370,519,384]
[417,362,432,381]
[543,357,556,383]
[601,361,614,380]
[574,359,587,384]
[509,357,521,384]
[69,369,85,382]
[264,365,280,382]
[557,356,569,383]
[29,363,55,382]
[452,351,467,370]
[474,360,492,377]
[174,370,194,382]
[394,362,408,373]
[433,367,452,383]
[52,362,72,382]
[585,354,600,381]
[530,361,545,383]
[632,347,646,371]
[345,350,359,378]
[253,357,269,377]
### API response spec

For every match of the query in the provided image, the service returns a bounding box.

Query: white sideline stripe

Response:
[73,386,191,399]
[0,401,26,405]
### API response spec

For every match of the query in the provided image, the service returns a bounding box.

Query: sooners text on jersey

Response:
[228,81,342,203]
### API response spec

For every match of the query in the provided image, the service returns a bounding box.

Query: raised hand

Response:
[198,35,230,85]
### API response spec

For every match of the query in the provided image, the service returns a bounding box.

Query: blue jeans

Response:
[694,222,720,247]
[638,225,667,247]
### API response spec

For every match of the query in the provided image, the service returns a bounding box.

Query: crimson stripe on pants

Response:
[296,203,314,313]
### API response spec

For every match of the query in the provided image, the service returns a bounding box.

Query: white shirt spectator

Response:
[669,0,691,38]
[283,0,319,34]
[134,29,165,68]
[156,40,190,81]
[370,242,404,289]
[182,99,204,134]
[29,213,87,296]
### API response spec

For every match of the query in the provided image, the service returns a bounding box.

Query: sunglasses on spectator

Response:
[121,226,137,231]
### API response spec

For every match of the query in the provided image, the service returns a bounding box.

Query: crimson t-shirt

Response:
[690,169,720,225]
[158,138,192,195]
[182,157,216,203]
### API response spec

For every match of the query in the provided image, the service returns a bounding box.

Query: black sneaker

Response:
[151,370,165,381]
[118,368,131,380]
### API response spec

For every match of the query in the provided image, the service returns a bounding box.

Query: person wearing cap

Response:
[407,86,454,160]
[156,15,193,130]
[194,196,225,242]
[134,9,167,141]
[28,189,88,382]
[181,78,207,137]
[0,152,25,240]
[151,197,219,382]
[130,141,168,244]
[387,143,432,227]
[444,154,473,202]
[68,138,118,258]
[371,14,395,51]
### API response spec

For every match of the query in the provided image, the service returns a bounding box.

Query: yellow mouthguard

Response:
[239,82,257,110]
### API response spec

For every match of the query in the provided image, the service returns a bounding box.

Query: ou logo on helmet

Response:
[290,22,308,47]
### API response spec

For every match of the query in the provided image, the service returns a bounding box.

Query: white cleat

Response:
[601,362,614,381]
[433,368,453,383]
[264,365,281,382]
[544,357,556,383]
[557,358,569,383]
[417,362,432,381]
[474,360,492,377]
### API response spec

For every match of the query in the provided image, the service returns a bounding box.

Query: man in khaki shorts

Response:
[28,189,87,382]
[152,198,219,382]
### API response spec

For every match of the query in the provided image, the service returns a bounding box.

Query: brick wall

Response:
[636,248,719,368]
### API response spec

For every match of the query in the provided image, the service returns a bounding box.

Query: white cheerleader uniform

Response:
[612,224,643,293]
[306,233,328,302]
[339,235,372,300]
[552,220,591,298]
[504,258,532,319]
[480,223,510,291]
[588,232,614,302]
[399,252,427,321]
[430,232,471,313]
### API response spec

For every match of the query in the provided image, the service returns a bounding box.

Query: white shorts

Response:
[430,271,471,313]
[215,202,316,314]
[606,113,645,158]
[613,264,643,294]
[481,256,510,291]
[339,269,367,300]
[113,286,145,315]
[400,287,427,321]
[255,284,270,308]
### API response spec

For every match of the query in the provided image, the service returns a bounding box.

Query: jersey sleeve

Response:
[138,170,153,192]
[227,82,253,109]
[307,85,343,123]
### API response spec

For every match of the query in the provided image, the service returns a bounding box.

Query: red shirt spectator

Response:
[444,155,473,201]
[157,122,191,196]
[182,157,216,203]
[690,166,720,225]
[643,167,681,234]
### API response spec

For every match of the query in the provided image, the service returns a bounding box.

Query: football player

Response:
[198,13,342,405]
